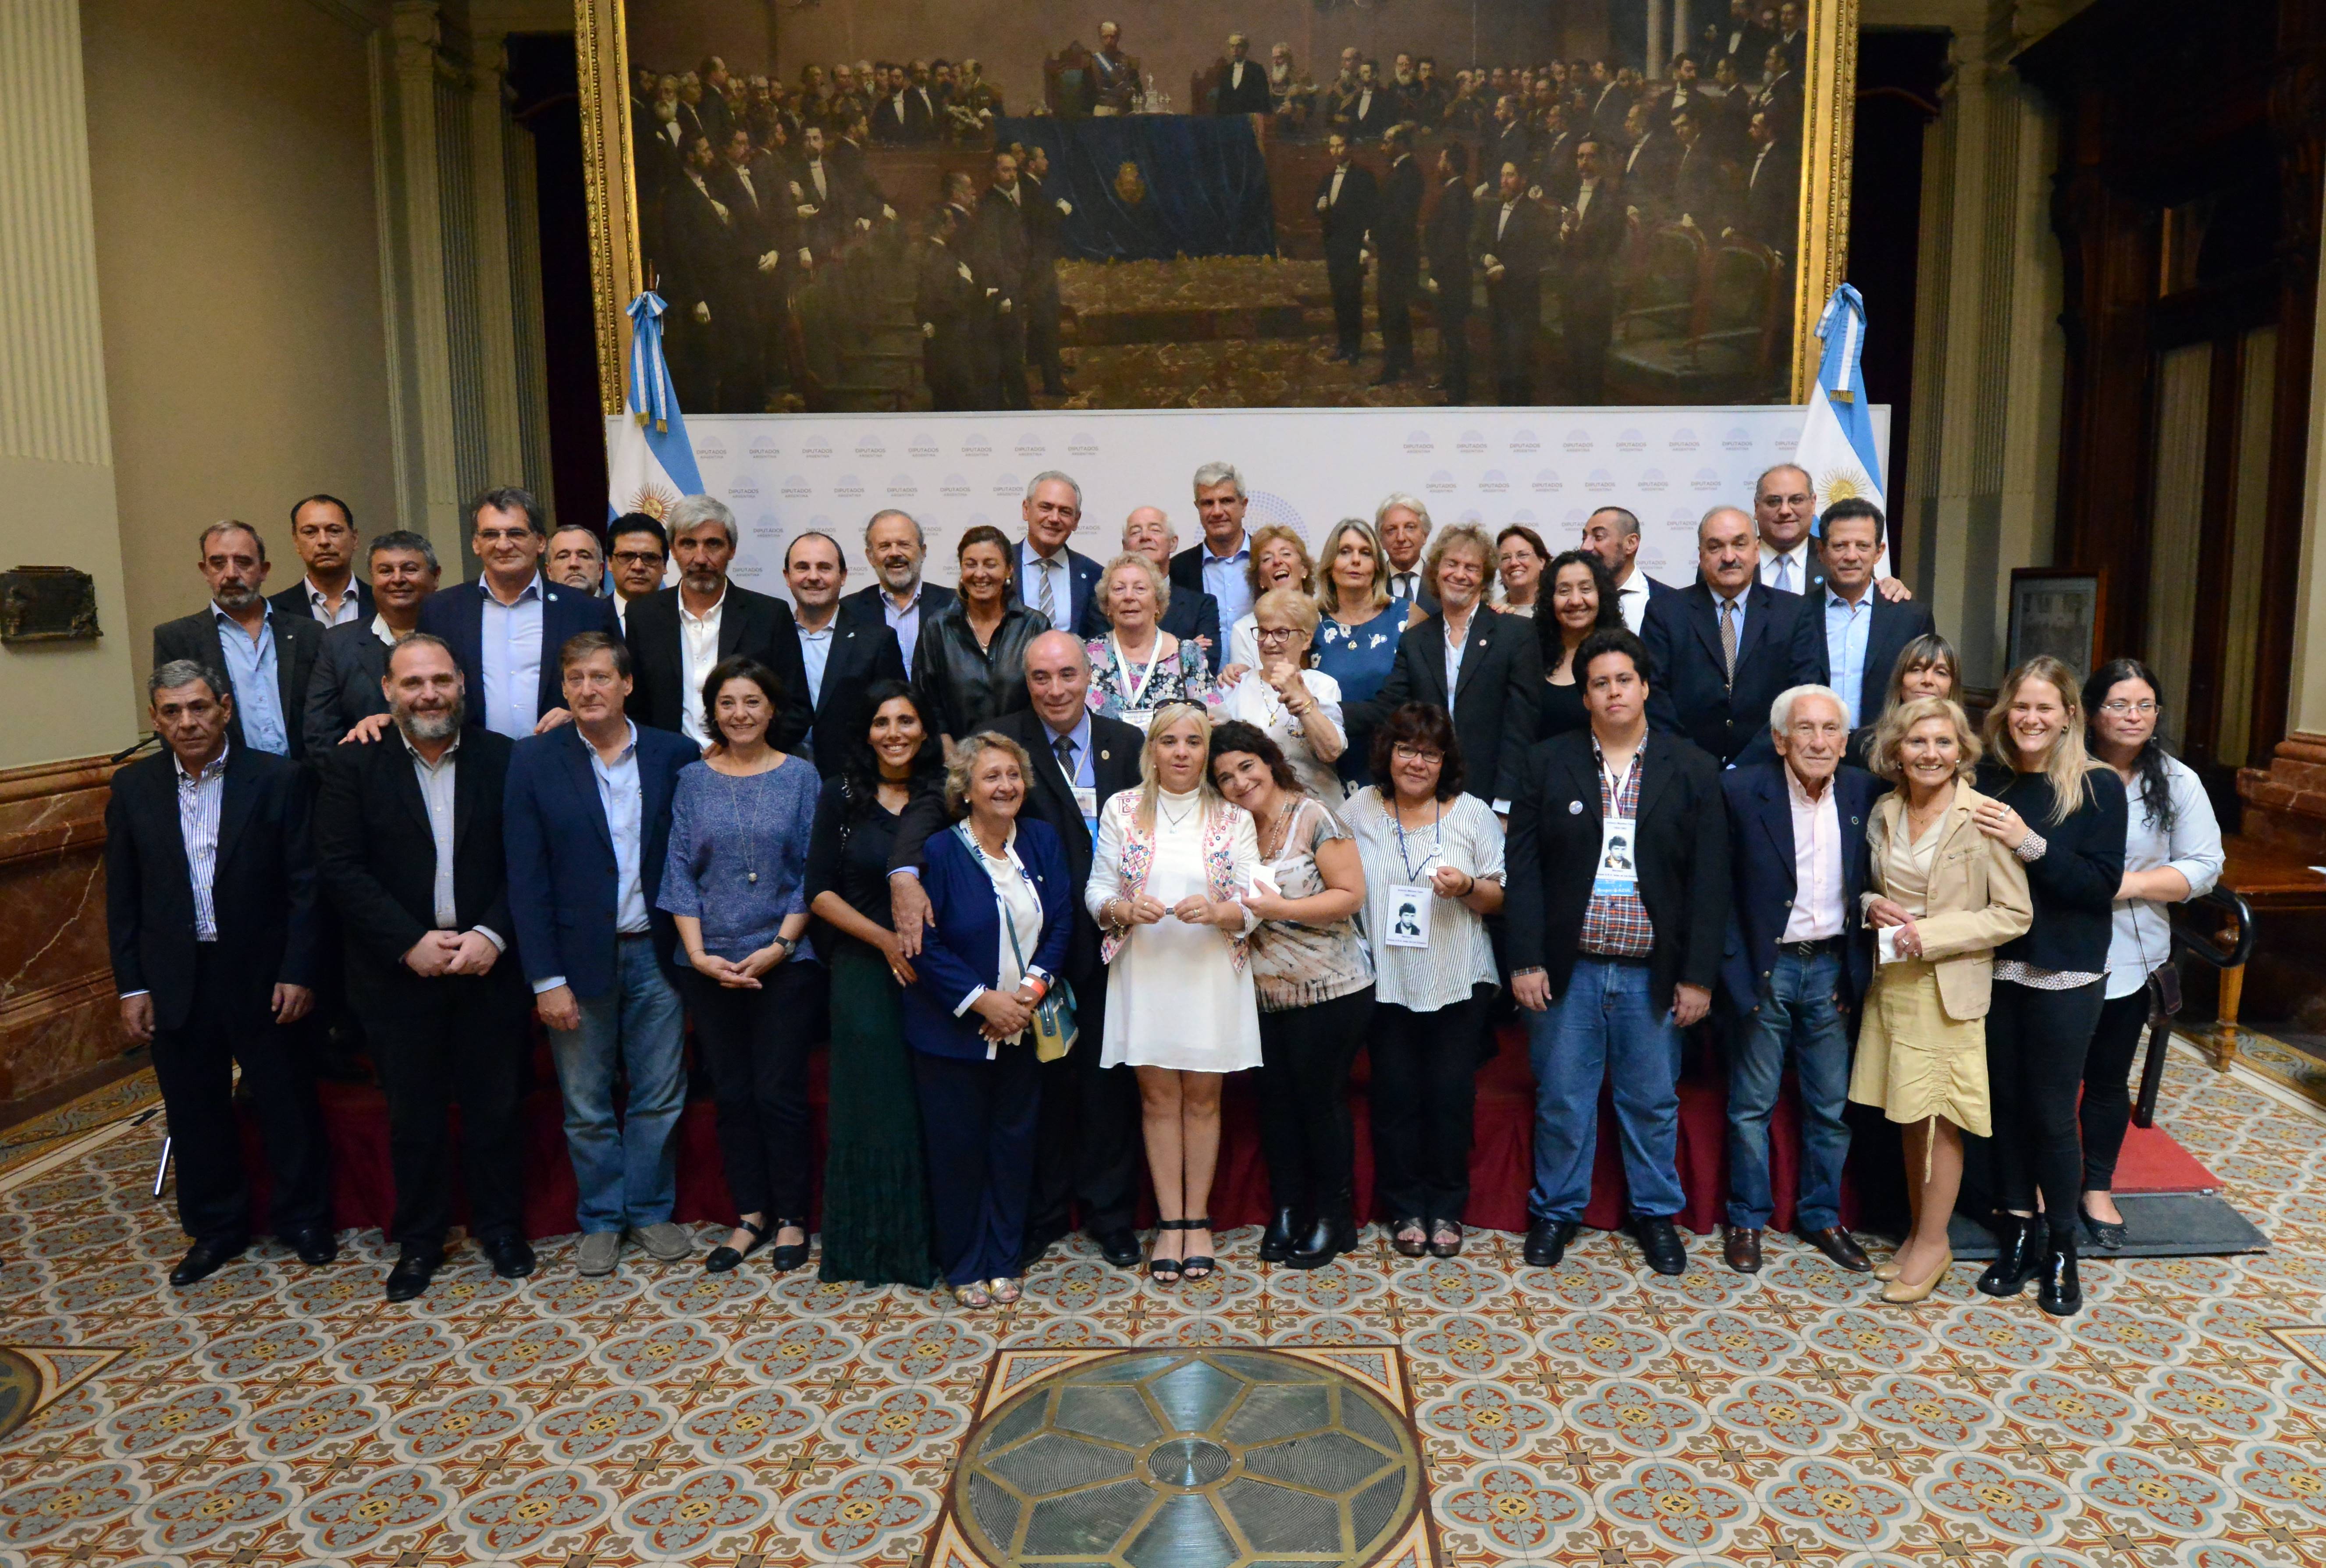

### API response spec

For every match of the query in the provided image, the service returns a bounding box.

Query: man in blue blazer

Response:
[503,631,698,1276]
[417,486,620,740]
[1642,506,1823,765]
[1011,472,1104,633]
[1718,683,1885,1276]
[1809,499,1938,730]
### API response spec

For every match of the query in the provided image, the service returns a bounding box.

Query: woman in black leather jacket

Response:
[911,525,1052,743]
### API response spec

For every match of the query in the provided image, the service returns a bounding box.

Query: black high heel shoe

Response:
[1976,1214,2043,1298]
[705,1218,767,1274]
[1259,1207,1299,1264]
[1179,1218,1216,1282]
[1148,1220,1186,1284]
[767,1218,810,1273]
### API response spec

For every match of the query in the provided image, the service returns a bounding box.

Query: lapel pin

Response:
[1568,800,1583,814]
[1099,750,1110,761]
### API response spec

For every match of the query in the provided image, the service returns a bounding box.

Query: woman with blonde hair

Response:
[1310,518,1422,786]
[1220,587,1347,805]
[1225,523,1317,671]
[1084,553,1213,729]
[1968,656,2127,1317]
[1853,696,2032,1305]
[1087,703,1263,1282]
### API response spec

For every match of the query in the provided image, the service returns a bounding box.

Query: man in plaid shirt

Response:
[1504,627,1729,1276]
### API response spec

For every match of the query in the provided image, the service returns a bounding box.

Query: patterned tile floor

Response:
[0,1035,2321,1567]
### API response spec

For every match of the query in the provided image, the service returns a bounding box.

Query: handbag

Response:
[957,822,1077,1061]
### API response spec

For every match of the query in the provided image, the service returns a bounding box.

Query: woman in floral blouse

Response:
[1083,554,1213,731]
[1311,518,1421,787]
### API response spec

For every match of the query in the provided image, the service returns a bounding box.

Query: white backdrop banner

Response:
[605,404,1891,603]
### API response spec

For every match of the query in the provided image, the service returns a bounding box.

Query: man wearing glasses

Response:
[607,515,672,636]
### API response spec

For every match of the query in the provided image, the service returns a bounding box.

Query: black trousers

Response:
[2081,989,2152,1193]
[686,960,818,1221]
[1026,276,1065,393]
[150,947,329,1242]
[1327,255,1366,355]
[992,309,1031,409]
[913,1042,1040,1285]
[1027,965,1141,1244]
[1488,289,1537,404]
[1377,260,1416,372]
[1256,986,1376,1220]
[1561,292,1612,403]
[1437,299,1472,401]
[1983,977,2106,1243]
[369,978,528,1251]
[1368,988,1490,1224]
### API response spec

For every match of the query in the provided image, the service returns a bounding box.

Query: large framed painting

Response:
[576,0,1858,416]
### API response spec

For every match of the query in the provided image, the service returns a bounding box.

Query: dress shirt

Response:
[178,749,228,943]
[1758,541,1812,594]
[479,574,547,740]
[1613,573,1651,633]
[882,584,929,676]
[1353,89,1373,122]
[1229,60,1246,92]
[304,576,362,627]
[677,584,727,747]
[1441,608,1474,695]
[403,732,504,952]
[1579,733,1654,956]
[797,618,835,707]
[212,604,289,755]
[804,159,829,203]
[368,613,399,647]
[1778,766,1845,942]
[1823,587,1874,727]
[1497,199,1520,240]
[1046,709,1096,790]
[615,593,634,635]
[1019,542,1070,626]
[1328,167,1348,207]
[1202,540,1255,631]
[1575,179,1598,218]
[1712,586,1749,665]
[533,721,650,995]
[1388,567,1426,604]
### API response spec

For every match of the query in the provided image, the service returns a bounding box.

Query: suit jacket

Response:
[1718,761,1887,1015]
[1813,590,1937,732]
[916,235,989,409]
[659,170,752,319]
[892,706,1144,977]
[1742,141,1799,251]
[1348,87,1397,138]
[417,576,621,735]
[1504,728,1729,1008]
[1376,155,1424,270]
[900,818,1074,1060]
[1472,197,1554,311]
[105,747,320,1031]
[798,614,908,769]
[1862,785,2034,1020]
[1213,58,1273,115]
[502,720,696,999]
[621,581,814,751]
[302,619,395,756]
[1424,176,1475,305]
[1316,163,1379,267]
[971,185,1032,299]
[1009,542,1103,633]
[1558,181,1629,305]
[1670,139,1728,228]
[313,726,527,1018]
[1641,580,1822,765]
[838,582,958,653]
[153,605,323,761]
[1621,128,1679,205]
[1347,607,1543,804]
[1537,130,1582,204]
[268,578,375,624]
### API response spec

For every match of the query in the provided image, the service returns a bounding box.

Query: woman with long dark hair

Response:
[805,680,947,1286]
[1534,549,1625,739]
[2077,658,2223,1248]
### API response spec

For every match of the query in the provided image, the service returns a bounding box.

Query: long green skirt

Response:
[818,945,940,1287]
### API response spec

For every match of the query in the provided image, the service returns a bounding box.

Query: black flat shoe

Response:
[767,1218,810,1273]
[2037,1239,2082,1317]
[1259,1207,1299,1263]
[705,1218,768,1274]
[1094,1227,1142,1269]
[170,1235,246,1287]
[1629,1215,1688,1276]
[1523,1219,1578,1269]
[1977,1214,2044,1298]
[384,1247,441,1302]
[283,1227,338,1267]
[2080,1209,2129,1251]
[484,1235,536,1280]
[1389,1216,1427,1259]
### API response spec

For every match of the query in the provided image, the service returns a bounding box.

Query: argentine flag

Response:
[605,291,704,526]
[1796,284,1886,524]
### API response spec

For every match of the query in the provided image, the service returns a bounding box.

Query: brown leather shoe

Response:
[1796,1225,1873,1273]
[1722,1226,1763,1273]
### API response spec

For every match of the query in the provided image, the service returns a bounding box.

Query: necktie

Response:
[1721,599,1739,685]
[1775,555,1792,593]
[1036,559,1057,623]
[1053,732,1075,776]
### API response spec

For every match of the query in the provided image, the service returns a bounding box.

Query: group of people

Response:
[111,459,2220,1321]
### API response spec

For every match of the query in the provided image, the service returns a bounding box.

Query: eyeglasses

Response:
[2099,699,2159,716]
[1391,743,1443,763]
[612,549,665,567]
[1254,626,1299,643]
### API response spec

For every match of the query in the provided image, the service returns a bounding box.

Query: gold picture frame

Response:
[576,0,1858,414]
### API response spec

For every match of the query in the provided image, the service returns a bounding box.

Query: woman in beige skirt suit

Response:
[1853,696,2033,1304]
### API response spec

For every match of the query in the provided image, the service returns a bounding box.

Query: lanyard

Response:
[1392,798,1443,882]
[1110,633,1164,708]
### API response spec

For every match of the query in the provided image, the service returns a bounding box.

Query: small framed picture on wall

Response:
[2007,568,2105,681]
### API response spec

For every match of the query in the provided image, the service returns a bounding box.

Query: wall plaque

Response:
[0,568,101,644]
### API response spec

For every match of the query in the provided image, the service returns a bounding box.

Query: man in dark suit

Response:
[303,530,441,755]
[154,521,321,761]
[1345,525,1541,807]
[1372,125,1425,384]
[888,632,1146,1268]
[1668,109,1729,231]
[1172,462,1257,666]
[714,125,798,402]
[1718,0,1777,76]
[1581,506,1678,633]
[972,149,1035,409]
[1344,60,1396,137]
[1214,34,1273,114]
[1754,464,1916,605]
[781,530,905,767]
[843,508,958,681]
[1472,159,1552,405]
[1642,505,1823,766]
[918,188,991,411]
[1811,499,1937,730]
[270,494,373,628]
[416,486,620,742]
[1021,146,1071,398]
[1104,506,1220,657]
[659,131,758,412]
[1423,142,1475,404]
[504,632,698,1277]
[108,661,332,1287]
[1556,137,1629,402]
[1619,101,1680,210]
[313,634,533,1300]
[1012,472,1105,635]
[1734,109,1798,255]
[1315,133,1378,363]
[1488,95,1538,188]
[623,494,813,752]
[1507,627,1728,1276]
[1719,683,1884,1275]
[1536,103,1582,206]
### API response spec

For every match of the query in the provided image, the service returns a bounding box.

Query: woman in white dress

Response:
[1087,703,1262,1283]
[1220,588,1347,806]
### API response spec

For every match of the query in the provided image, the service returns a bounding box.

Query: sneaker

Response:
[576,1230,622,1276]
[633,1222,694,1263]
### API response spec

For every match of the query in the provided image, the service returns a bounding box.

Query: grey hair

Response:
[667,494,738,546]
[864,508,925,549]
[1374,492,1433,535]
[1586,505,1641,538]
[1022,627,1093,676]
[1098,552,1172,619]
[1769,683,1849,737]
[1698,503,1753,540]
[943,729,1035,816]
[367,529,440,573]
[148,659,225,701]
[197,520,267,563]
[1024,470,1083,510]
[1191,461,1245,499]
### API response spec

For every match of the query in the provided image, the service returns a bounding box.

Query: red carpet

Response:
[245,1023,2221,1241]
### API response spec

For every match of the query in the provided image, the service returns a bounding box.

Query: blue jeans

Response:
[551,935,687,1233]
[1725,948,1853,1231]
[1527,958,1685,1223]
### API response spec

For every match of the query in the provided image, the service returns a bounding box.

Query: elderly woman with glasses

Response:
[1219,587,1347,806]
[1224,523,1317,673]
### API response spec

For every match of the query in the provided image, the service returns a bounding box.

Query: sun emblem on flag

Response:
[624,481,681,520]
[1817,468,1869,504]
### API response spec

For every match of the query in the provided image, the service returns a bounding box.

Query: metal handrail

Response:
[2134,887,2257,1126]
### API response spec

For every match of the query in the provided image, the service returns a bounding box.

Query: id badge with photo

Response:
[1385,883,1433,948]
[1117,708,1155,733]
[1072,785,1098,838]
[1593,814,1640,899]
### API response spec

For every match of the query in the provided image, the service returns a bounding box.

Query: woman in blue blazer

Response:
[900,731,1074,1307]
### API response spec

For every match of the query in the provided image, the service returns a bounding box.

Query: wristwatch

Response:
[771,936,795,960]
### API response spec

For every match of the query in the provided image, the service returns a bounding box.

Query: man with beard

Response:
[660,131,757,410]
[1472,160,1552,405]
[155,521,321,761]
[1019,144,1072,396]
[1423,141,1476,404]
[840,509,957,679]
[303,529,441,754]
[314,635,532,1300]
[545,524,605,594]
[716,125,799,398]
[1555,137,1626,402]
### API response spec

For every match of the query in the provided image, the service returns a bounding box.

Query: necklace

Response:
[724,770,771,884]
[1158,792,1197,830]
[1260,795,1298,859]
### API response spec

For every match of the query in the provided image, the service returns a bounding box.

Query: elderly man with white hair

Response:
[1115,505,1221,656]
[1716,682,1887,1276]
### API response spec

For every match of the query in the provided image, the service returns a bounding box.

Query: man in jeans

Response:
[504,632,699,1273]
[1717,684,1881,1274]
[1506,628,1727,1276]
